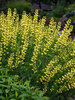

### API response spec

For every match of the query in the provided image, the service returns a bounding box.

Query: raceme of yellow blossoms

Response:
[0,8,75,97]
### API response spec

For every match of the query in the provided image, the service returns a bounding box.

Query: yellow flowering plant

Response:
[0,8,75,100]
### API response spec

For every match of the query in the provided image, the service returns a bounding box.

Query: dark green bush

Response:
[39,11,47,17]
[48,0,67,17]
[6,1,33,14]
[65,3,75,13]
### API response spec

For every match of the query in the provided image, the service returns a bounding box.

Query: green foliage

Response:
[65,3,75,13]
[6,1,33,14]
[0,68,48,100]
[46,0,68,18]
[50,0,66,17]
[39,11,47,17]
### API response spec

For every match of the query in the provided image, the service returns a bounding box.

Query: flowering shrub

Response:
[0,8,75,100]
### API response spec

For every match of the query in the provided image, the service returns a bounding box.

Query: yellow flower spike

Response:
[40,56,60,84]
[33,9,38,24]
[8,53,14,69]
[30,14,46,72]
[13,8,17,20]
[57,22,61,31]
[0,43,3,68]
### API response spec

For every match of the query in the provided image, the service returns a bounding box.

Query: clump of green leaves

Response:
[0,68,48,100]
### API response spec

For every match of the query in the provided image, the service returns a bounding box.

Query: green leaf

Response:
[0,89,3,93]
[24,80,30,88]
[10,99,16,100]
[0,84,10,88]
[5,89,9,93]
[0,96,5,100]
[2,78,6,82]
[32,96,38,100]
[38,91,43,97]
[15,91,18,98]
[8,93,14,98]
[19,93,29,98]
